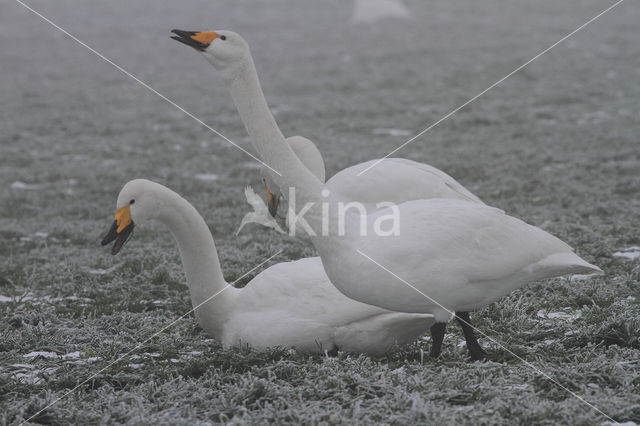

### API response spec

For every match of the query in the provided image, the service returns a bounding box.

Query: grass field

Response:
[1,0,640,424]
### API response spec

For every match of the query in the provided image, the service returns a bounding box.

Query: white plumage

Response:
[173,29,602,359]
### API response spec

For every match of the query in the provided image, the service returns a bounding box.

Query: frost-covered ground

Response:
[1,0,640,424]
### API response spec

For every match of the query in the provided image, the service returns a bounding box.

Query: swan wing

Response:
[326,158,483,207]
[341,199,600,314]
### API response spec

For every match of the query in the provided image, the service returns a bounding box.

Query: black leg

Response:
[455,311,486,361]
[430,322,447,358]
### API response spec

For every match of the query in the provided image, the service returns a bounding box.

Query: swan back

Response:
[326,158,484,208]
[223,257,434,355]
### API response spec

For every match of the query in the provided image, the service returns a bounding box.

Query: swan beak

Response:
[265,183,280,217]
[170,29,220,51]
[101,205,135,255]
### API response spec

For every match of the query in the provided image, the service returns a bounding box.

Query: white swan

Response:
[101,179,435,356]
[171,30,603,360]
[352,0,411,23]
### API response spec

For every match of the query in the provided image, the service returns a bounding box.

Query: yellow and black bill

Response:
[170,29,220,51]
[101,205,135,255]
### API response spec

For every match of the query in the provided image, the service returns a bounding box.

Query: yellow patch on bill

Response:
[191,31,220,45]
[115,205,132,233]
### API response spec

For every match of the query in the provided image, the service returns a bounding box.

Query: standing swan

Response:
[171,30,602,360]
[101,179,435,356]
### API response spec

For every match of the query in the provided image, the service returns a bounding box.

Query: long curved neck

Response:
[226,53,329,231]
[155,185,237,339]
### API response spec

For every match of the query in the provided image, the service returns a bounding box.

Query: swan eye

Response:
[129,199,135,205]
[220,35,227,41]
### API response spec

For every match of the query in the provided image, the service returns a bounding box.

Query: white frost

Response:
[10,364,35,369]
[613,246,640,261]
[15,372,44,384]
[569,273,600,282]
[0,293,90,304]
[23,351,59,359]
[88,265,119,275]
[70,356,100,365]
[536,309,581,321]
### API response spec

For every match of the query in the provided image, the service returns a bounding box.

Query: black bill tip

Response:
[101,220,119,246]
[171,29,209,51]
[101,221,135,255]
[111,222,134,255]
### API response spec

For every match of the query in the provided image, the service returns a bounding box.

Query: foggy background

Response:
[2,0,639,423]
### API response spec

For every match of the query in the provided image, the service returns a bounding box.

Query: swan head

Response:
[101,179,161,255]
[260,136,326,217]
[171,29,250,78]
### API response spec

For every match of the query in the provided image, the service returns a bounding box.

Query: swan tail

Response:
[528,252,603,279]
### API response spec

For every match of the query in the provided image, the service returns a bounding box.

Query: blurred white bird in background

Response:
[351,0,411,23]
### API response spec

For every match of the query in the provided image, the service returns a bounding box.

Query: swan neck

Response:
[157,187,235,339]
[228,59,286,160]
[226,51,329,233]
